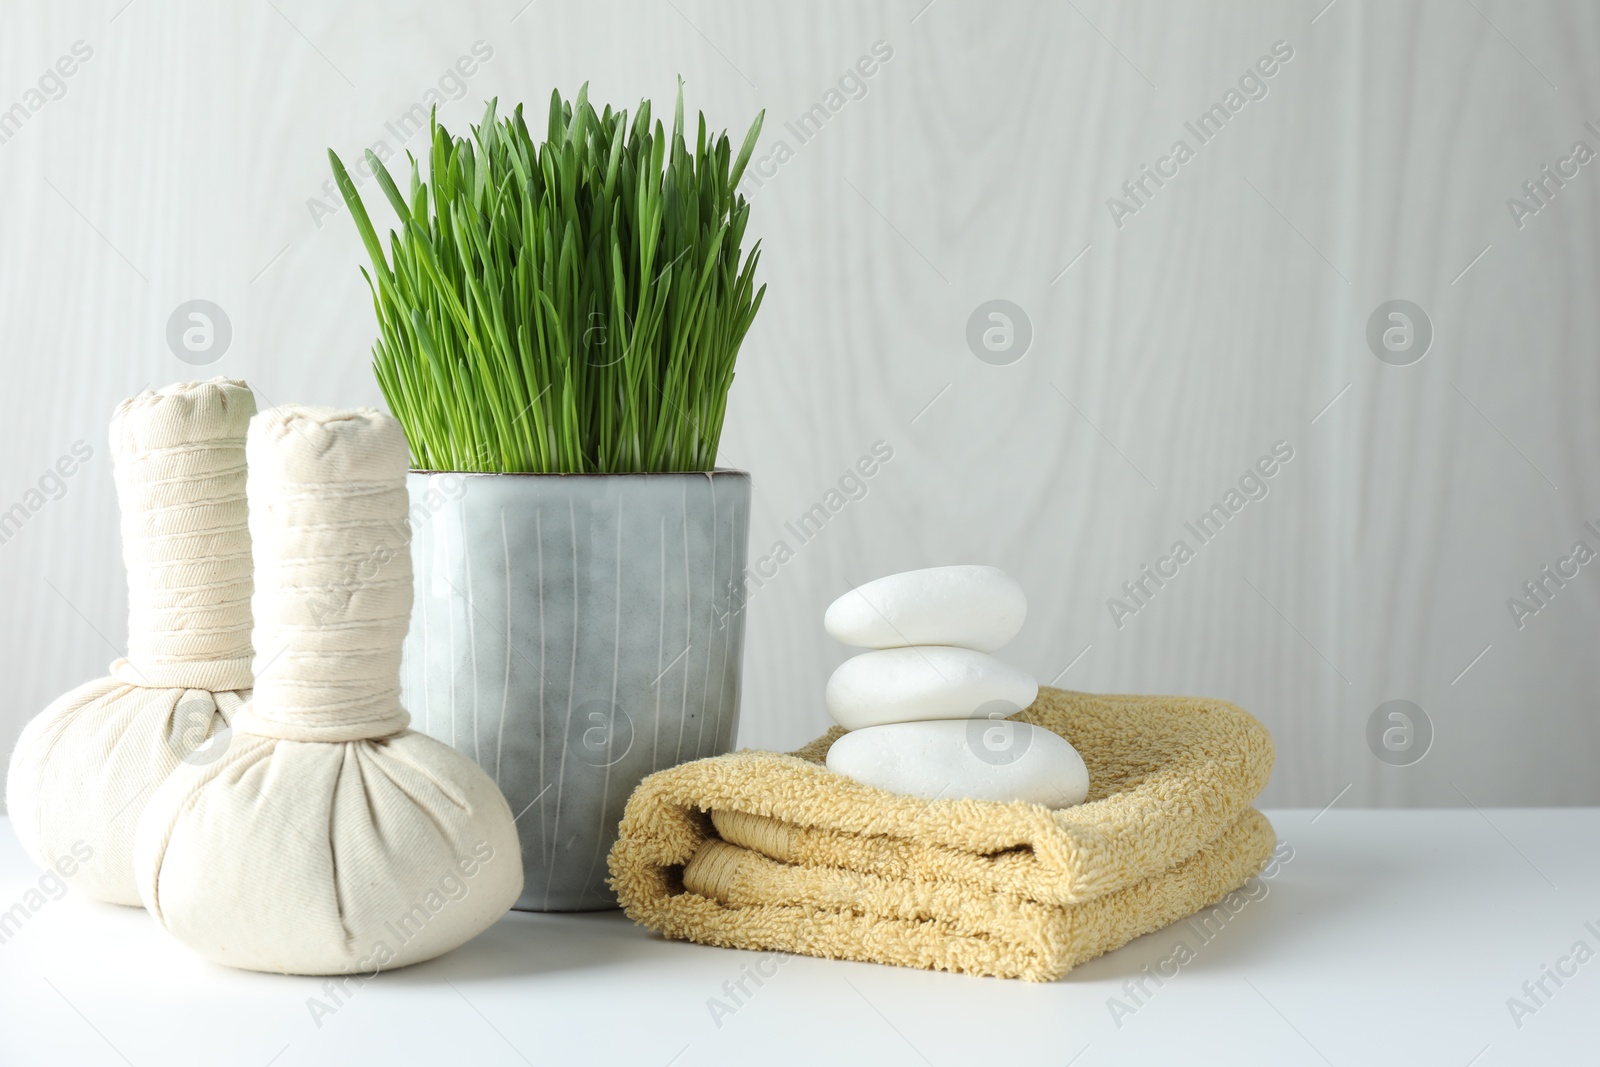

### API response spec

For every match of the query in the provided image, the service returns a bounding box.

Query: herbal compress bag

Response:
[134,406,522,974]
[7,379,254,906]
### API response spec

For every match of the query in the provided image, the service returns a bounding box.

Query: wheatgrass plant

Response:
[329,85,765,473]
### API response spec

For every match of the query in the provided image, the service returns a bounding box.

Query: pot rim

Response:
[408,467,749,478]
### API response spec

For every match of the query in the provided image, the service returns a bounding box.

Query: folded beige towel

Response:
[609,687,1276,981]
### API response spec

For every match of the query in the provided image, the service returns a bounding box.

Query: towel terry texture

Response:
[608,687,1276,981]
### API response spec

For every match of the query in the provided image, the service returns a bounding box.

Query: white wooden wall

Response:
[3,0,1598,809]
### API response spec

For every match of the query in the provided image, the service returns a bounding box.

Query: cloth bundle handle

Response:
[110,378,255,692]
[229,406,413,743]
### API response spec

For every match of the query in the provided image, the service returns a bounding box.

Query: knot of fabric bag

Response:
[228,405,414,743]
[109,379,255,693]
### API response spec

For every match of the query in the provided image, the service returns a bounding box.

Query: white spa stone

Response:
[825,719,1089,807]
[824,646,1039,731]
[824,565,1027,652]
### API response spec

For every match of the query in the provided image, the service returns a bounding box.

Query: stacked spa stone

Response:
[822,566,1089,808]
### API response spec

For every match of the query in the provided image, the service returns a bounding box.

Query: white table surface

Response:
[0,809,1594,1067]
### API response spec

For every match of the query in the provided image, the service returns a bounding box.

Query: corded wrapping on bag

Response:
[230,405,413,743]
[109,379,256,692]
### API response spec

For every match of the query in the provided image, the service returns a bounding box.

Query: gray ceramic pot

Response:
[401,469,750,911]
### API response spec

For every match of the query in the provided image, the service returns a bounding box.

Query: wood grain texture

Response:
[2,0,1597,808]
